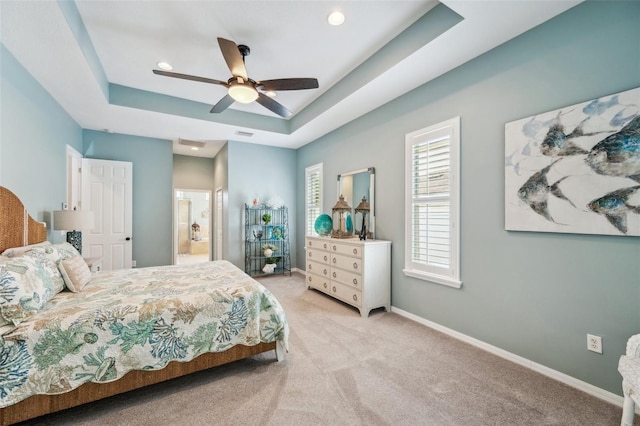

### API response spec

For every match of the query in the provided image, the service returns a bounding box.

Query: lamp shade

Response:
[53,210,94,231]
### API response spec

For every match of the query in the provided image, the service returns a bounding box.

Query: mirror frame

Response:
[336,167,375,239]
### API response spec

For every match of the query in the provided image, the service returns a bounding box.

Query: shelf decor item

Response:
[354,196,371,240]
[314,213,332,236]
[265,196,284,209]
[262,243,278,258]
[331,195,353,239]
[262,213,271,225]
[252,226,263,241]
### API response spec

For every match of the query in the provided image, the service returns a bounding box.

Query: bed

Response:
[0,186,288,425]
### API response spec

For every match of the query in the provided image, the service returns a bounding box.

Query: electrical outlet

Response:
[587,334,602,354]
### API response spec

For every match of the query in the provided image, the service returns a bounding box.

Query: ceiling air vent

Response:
[178,139,205,148]
[235,130,254,137]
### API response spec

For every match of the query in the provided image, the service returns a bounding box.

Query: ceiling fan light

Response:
[157,61,173,71]
[327,11,345,26]
[228,83,258,104]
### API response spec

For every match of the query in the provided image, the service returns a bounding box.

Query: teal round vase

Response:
[314,214,332,236]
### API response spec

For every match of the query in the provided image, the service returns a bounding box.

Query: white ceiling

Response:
[1,1,581,158]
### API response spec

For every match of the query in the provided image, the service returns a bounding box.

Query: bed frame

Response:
[0,186,281,425]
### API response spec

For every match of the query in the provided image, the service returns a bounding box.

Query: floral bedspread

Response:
[0,260,288,408]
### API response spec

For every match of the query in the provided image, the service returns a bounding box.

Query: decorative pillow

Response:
[58,256,91,292]
[21,251,65,295]
[24,242,81,267]
[1,241,51,258]
[0,255,58,325]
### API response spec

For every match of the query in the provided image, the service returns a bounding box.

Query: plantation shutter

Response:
[410,128,452,269]
[305,164,322,235]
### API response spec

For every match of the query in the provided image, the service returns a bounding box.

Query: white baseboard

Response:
[391,306,635,413]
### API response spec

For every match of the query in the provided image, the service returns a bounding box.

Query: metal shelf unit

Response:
[244,204,291,277]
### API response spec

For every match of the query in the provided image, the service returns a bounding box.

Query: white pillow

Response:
[1,241,51,258]
[58,256,92,292]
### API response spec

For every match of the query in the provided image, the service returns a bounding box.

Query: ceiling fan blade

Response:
[217,37,248,79]
[256,93,292,118]
[210,94,235,113]
[152,69,228,86]
[258,78,319,91]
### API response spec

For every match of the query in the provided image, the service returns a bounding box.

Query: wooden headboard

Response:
[0,186,48,253]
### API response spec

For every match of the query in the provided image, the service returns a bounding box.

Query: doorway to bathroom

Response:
[174,189,211,265]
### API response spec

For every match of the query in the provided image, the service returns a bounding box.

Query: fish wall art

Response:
[505,86,640,236]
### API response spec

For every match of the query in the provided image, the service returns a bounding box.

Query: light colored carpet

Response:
[17,272,637,425]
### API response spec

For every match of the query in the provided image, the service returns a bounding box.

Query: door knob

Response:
[125,237,131,241]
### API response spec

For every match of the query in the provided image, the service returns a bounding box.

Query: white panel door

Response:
[81,158,133,270]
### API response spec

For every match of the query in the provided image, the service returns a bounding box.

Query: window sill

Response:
[403,269,462,289]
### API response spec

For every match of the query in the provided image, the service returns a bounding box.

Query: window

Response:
[305,163,323,236]
[404,117,461,288]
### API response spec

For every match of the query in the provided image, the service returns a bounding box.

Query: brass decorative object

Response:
[331,195,353,238]
[354,196,371,240]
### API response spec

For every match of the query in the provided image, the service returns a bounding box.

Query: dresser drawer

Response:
[329,242,362,258]
[307,248,330,265]
[307,260,330,277]
[306,238,331,251]
[331,267,361,289]
[307,273,329,291]
[327,281,362,308]
[331,254,362,273]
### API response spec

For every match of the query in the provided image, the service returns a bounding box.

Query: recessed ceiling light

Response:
[265,91,276,98]
[157,62,173,71]
[327,11,345,26]
[191,147,199,151]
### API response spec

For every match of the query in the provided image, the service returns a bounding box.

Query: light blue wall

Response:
[0,44,82,240]
[83,130,173,268]
[296,1,640,395]
[227,141,297,269]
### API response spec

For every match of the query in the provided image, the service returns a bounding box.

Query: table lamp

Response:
[53,209,94,254]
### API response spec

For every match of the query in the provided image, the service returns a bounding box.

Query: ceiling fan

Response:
[153,37,319,118]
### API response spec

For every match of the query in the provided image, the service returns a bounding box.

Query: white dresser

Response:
[305,236,391,317]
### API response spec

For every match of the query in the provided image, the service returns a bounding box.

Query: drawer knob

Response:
[323,269,328,275]
[308,241,312,246]
[309,252,312,258]
[323,243,327,249]
[353,248,358,255]
[353,278,358,285]
[308,276,313,283]
[308,264,312,270]
[323,283,327,289]
[353,294,358,301]
[333,245,337,251]
[332,286,337,293]
[332,272,337,278]
[353,262,358,269]
[324,255,328,261]
[332,258,336,264]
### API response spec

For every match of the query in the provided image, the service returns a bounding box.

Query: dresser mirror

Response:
[337,167,375,238]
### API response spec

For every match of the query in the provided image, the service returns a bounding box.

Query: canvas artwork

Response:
[505,87,640,236]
